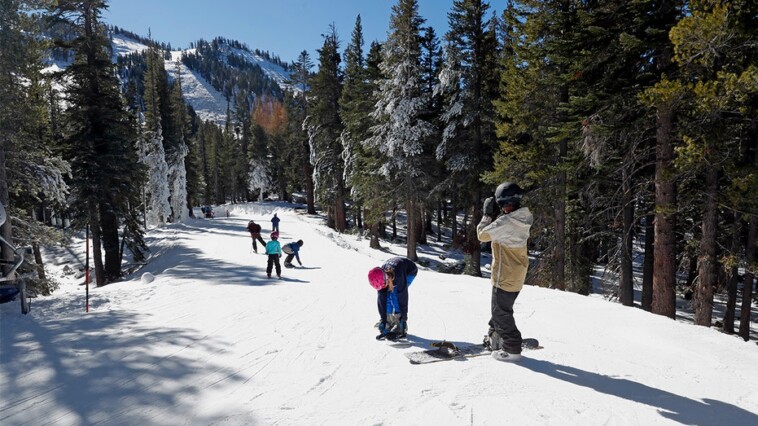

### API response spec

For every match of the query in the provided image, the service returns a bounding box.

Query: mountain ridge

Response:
[110,28,294,125]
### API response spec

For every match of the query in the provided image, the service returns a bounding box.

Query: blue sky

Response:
[104,0,463,63]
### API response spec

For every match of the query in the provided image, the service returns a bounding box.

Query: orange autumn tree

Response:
[249,95,290,200]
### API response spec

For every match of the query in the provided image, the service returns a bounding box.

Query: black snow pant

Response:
[488,286,522,354]
[266,254,281,277]
[251,233,266,252]
[284,253,295,265]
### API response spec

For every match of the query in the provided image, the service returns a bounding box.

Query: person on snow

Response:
[271,213,280,233]
[282,240,303,268]
[477,182,533,362]
[265,232,282,279]
[247,220,266,253]
[368,256,418,340]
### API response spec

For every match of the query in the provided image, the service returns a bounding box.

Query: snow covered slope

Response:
[165,49,228,124]
[2,203,757,425]
[110,32,291,125]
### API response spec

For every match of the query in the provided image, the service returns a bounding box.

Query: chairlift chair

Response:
[0,202,31,314]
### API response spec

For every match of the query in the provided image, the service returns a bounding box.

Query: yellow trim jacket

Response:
[477,207,533,292]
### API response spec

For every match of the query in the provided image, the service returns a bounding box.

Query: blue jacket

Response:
[283,242,301,264]
[377,257,417,322]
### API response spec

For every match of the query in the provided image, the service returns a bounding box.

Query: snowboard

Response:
[405,338,541,365]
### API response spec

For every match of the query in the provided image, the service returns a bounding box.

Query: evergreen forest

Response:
[1,0,755,340]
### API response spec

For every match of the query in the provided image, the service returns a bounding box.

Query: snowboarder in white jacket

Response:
[477,182,533,361]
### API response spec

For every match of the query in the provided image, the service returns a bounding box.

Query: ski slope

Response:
[1,203,757,425]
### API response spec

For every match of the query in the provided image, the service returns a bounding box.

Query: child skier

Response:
[265,232,282,279]
[247,220,266,253]
[368,256,418,340]
[271,213,280,233]
[282,240,304,268]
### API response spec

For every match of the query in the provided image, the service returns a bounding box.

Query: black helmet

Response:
[495,182,523,207]
[297,240,303,246]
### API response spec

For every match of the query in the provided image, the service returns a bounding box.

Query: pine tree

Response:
[305,24,347,231]
[494,0,573,290]
[438,0,500,275]
[139,46,171,225]
[183,106,202,215]
[367,0,435,260]
[289,51,316,214]
[667,1,758,328]
[553,1,668,304]
[340,15,383,240]
[0,0,69,292]
[165,64,189,222]
[51,0,146,284]
[639,1,686,318]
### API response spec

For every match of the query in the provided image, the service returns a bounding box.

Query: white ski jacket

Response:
[477,207,533,292]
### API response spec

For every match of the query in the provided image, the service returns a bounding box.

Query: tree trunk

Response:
[326,206,335,229]
[451,200,457,239]
[334,191,346,232]
[89,205,105,287]
[695,165,719,327]
[406,196,418,261]
[303,140,316,214]
[369,221,381,249]
[694,164,719,326]
[391,207,397,240]
[418,204,427,245]
[620,166,635,306]
[464,202,483,277]
[642,212,655,312]
[437,199,443,243]
[739,123,757,340]
[32,242,46,281]
[554,156,567,290]
[652,104,677,318]
[722,211,740,334]
[739,216,756,340]
[100,202,121,283]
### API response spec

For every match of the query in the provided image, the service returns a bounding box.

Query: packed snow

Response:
[1,203,757,425]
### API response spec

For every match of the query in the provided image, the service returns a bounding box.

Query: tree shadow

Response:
[517,358,758,425]
[121,222,294,287]
[0,308,256,424]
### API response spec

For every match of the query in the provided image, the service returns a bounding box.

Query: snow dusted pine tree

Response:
[167,145,189,222]
[140,47,171,226]
[437,0,500,275]
[247,157,272,202]
[166,67,189,222]
[305,25,347,231]
[365,0,435,260]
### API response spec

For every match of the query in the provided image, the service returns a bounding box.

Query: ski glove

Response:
[483,197,497,220]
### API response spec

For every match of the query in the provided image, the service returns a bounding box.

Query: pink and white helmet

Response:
[368,267,385,290]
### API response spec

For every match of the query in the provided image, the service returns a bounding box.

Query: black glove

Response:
[483,197,496,219]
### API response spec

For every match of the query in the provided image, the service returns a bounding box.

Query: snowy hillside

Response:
[225,45,296,93]
[109,32,292,125]
[1,203,757,425]
[166,49,228,124]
